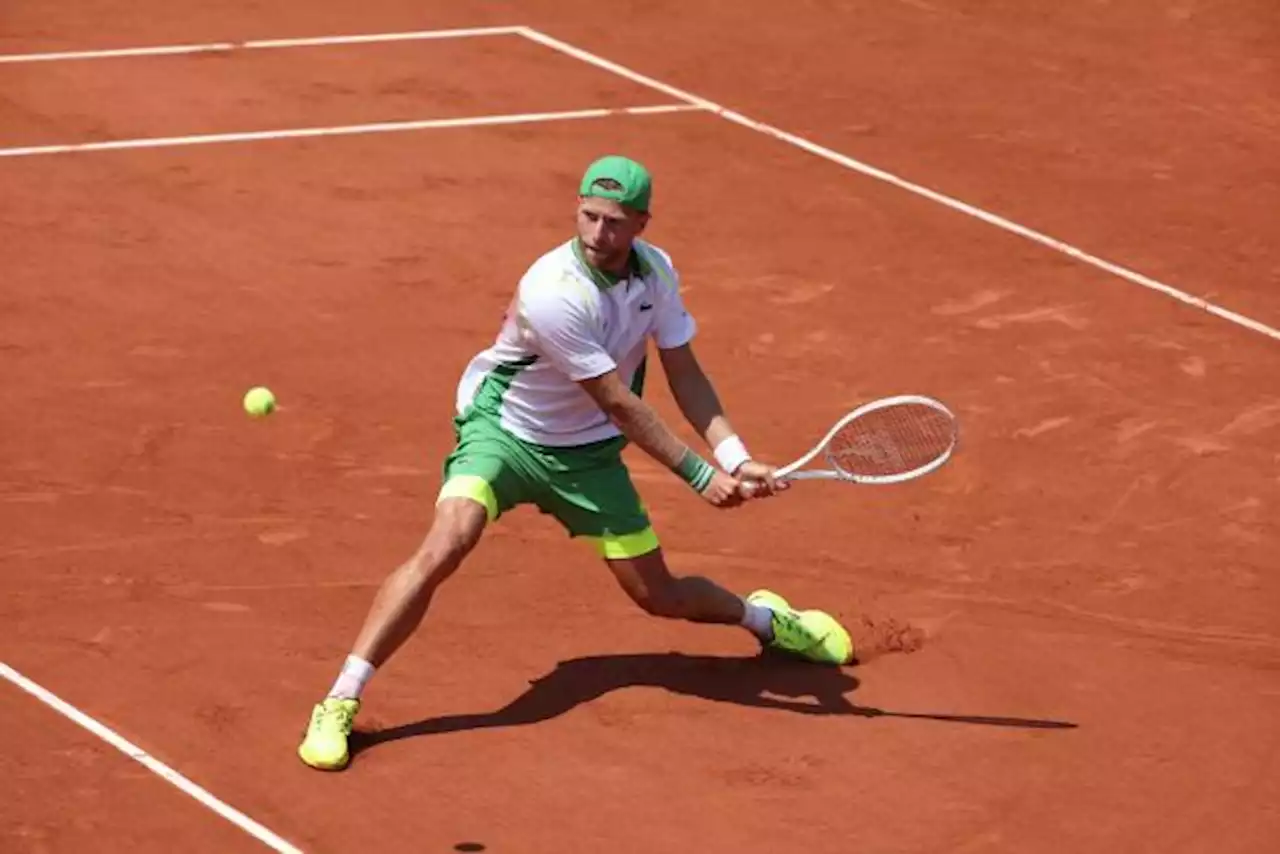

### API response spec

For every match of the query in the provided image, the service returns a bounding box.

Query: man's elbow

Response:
[597,397,634,426]
[579,372,636,420]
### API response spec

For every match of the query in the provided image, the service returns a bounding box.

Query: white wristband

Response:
[713,434,752,474]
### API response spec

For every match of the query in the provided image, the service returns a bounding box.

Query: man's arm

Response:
[658,342,760,475]
[657,342,737,451]
[637,252,754,477]
[657,343,783,494]
[578,370,727,497]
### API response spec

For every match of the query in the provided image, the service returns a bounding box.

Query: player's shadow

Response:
[349,651,1076,760]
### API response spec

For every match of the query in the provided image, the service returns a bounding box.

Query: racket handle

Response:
[739,475,789,498]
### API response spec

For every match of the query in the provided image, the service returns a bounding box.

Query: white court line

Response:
[0,103,704,158]
[0,25,521,63]
[515,27,1280,344]
[0,662,302,853]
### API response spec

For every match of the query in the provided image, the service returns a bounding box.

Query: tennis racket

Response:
[744,394,959,493]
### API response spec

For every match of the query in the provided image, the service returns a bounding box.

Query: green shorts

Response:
[436,408,659,559]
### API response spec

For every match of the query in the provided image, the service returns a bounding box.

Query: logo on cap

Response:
[590,178,625,193]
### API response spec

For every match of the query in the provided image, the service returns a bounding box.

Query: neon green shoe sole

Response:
[298,697,360,771]
[747,589,854,666]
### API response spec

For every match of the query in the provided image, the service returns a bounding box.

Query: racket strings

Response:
[827,404,956,478]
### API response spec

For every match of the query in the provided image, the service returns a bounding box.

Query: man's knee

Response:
[607,550,685,618]
[631,582,684,618]
[412,497,488,580]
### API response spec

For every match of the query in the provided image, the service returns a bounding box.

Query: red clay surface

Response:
[2,2,1278,853]
[1,681,261,852]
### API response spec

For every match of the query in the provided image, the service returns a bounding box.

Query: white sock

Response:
[740,600,775,642]
[328,654,376,700]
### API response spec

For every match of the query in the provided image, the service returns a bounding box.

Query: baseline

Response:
[0,104,704,158]
[0,26,522,63]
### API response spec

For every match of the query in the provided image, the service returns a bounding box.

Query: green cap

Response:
[579,155,652,212]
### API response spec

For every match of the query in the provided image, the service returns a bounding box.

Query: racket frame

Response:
[775,394,959,486]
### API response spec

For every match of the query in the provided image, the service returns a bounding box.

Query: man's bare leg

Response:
[604,547,854,664]
[345,499,487,671]
[605,546,759,625]
[298,498,487,770]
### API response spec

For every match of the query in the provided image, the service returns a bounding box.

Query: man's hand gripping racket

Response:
[742,395,959,496]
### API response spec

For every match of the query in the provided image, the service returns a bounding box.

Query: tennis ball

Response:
[243,386,276,418]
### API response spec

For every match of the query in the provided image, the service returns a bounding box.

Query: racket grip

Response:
[739,475,788,498]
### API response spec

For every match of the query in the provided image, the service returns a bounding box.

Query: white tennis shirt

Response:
[454,238,697,447]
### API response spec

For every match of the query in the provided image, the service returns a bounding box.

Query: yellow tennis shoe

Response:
[747,589,854,665]
[298,697,360,771]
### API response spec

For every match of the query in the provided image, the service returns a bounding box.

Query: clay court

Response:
[2,2,1277,852]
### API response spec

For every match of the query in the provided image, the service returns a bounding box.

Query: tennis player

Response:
[299,155,855,771]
